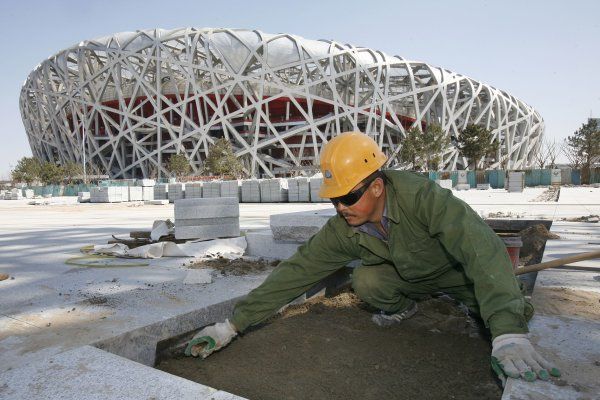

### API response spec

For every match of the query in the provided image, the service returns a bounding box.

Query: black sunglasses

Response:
[330,174,379,207]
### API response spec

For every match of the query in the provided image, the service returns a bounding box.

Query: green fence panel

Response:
[540,169,552,186]
[467,171,477,188]
[449,171,458,187]
[487,170,505,189]
[591,167,600,184]
[571,170,581,185]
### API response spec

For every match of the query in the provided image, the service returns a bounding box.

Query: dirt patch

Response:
[188,257,278,276]
[519,224,560,266]
[560,215,599,223]
[530,187,560,202]
[156,292,500,400]
[532,287,600,320]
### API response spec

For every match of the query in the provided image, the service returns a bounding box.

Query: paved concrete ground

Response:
[0,186,599,399]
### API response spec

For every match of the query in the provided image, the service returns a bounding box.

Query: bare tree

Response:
[534,138,559,169]
[562,139,584,169]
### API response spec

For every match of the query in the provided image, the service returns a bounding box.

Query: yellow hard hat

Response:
[319,131,388,198]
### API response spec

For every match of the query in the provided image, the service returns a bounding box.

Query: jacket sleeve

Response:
[230,218,358,332]
[413,180,528,339]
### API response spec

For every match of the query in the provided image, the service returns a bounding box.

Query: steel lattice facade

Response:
[20,28,543,178]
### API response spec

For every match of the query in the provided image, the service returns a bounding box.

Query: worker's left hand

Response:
[491,334,561,385]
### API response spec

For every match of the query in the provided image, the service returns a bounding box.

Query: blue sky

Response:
[1,0,599,178]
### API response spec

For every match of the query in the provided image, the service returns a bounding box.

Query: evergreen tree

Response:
[204,138,244,178]
[167,153,191,179]
[457,124,498,170]
[11,157,42,184]
[39,162,64,185]
[566,119,600,184]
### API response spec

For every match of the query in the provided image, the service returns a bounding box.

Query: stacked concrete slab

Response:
[90,187,129,203]
[259,178,289,202]
[309,178,328,202]
[5,189,23,200]
[128,186,143,201]
[288,177,310,202]
[220,180,241,200]
[507,172,525,193]
[139,179,155,201]
[23,189,34,199]
[168,183,185,203]
[241,179,261,202]
[202,181,221,198]
[185,182,203,199]
[174,197,240,240]
[455,171,470,190]
[153,184,168,200]
[77,192,90,203]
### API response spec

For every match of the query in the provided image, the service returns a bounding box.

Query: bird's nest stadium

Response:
[20,28,543,179]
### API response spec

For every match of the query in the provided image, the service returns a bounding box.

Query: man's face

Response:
[333,178,383,226]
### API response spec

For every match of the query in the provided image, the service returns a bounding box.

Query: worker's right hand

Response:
[184,319,237,358]
[491,334,560,385]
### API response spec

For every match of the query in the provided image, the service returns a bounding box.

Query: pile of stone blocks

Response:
[174,197,240,240]
[309,178,328,202]
[77,192,90,203]
[139,179,155,201]
[241,179,261,202]
[5,189,23,200]
[288,177,310,202]
[184,182,203,198]
[507,172,525,193]
[221,180,241,200]
[435,179,453,190]
[153,184,168,200]
[90,187,129,203]
[202,181,221,198]
[23,189,34,199]
[168,183,185,203]
[260,178,289,202]
[128,186,143,201]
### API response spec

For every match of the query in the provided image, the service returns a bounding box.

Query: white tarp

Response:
[92,236,247,259]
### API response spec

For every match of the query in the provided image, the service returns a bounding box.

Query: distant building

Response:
[20,28,543,178]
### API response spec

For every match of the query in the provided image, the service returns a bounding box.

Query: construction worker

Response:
[186,131,560,384]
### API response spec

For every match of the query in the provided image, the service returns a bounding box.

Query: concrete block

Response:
[476,183,490,190]
[184,182,203,199]
[23,189,34,199]
[142,186,154,201]
[259,178,289,202]
[174,197,239,218]
[168,183,185,202]
[309,177,328,202]
[435,179,453,190]
[241,179,261,202]
[144,200,169,205]
[457,170,468,184]
[128,186,143,201]
[153,184,169,200]
[202,181,221,198]
[175,224,240,240]
[245,229,303,260]
[288,177,310,202]
[270,208,336,241]
[455,183,471,191]
[183,269,213,284]
[220,180,241,200]
[77,192,90,203]
[139,179,155,187]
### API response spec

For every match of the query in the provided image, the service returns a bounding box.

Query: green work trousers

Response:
[351,263,533,320]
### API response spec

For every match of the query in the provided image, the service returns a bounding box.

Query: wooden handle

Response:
[515,250,600,275]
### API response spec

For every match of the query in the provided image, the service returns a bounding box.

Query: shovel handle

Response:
[515,250,600,276]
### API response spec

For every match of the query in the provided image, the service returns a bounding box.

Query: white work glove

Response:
[491,334,560,385]
[184,319,237,359]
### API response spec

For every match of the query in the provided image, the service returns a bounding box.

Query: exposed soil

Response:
[532,287,600,320]
[530,187,560,202]
[188,257,278,276]
[560,215,599,223]
[156,292,501,400]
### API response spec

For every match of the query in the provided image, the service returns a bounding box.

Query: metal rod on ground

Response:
[515,250,600,276]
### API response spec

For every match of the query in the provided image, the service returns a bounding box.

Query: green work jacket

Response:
[231,170,528,339]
